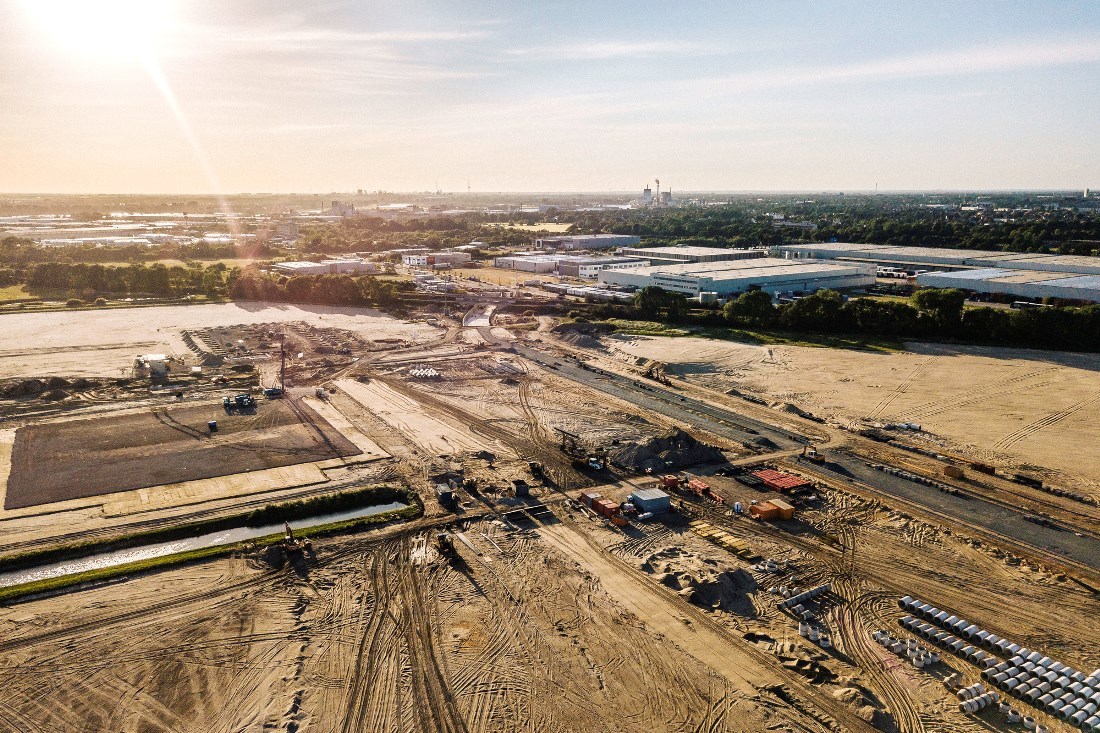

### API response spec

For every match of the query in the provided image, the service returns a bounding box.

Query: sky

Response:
[0,0,1097,194]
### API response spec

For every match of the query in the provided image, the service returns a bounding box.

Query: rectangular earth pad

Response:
[4,398,361,509]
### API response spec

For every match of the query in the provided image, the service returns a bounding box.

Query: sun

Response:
[21,0,177,60]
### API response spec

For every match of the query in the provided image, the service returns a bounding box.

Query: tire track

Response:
[903,366,1063,420]
[867,356,937,420]
[993,392,1100,450]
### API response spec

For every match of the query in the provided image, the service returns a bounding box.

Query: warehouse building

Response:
[620,245,766,265]
[597,258,875,296]
[402,251,472,268]
[915,269,1100,303]
[772,243,1100,276]
[272,258,377,276]
[534,233,641,250]
[493,253,649,278]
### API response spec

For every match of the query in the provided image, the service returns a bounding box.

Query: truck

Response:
[263,387,284,398]
[223,393,257,412]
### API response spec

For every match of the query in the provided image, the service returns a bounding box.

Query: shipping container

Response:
[750,501,781,520]
[579,491,601,508]
[593,499,619,518]
[770,499,795,520]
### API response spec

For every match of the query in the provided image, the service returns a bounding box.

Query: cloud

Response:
[504,39,724,60]
[692,36,1100,95]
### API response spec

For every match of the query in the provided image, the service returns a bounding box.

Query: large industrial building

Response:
[597,258,875,297]
[272,258,377,276]
[916,269,1100,303]
[402,251,472,268]
[534,234,641,250]
[493,253,649,278]
[620,245,766,265]
[772,243,1100,276]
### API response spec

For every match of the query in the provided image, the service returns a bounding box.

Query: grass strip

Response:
[0,501,422,604]
[0,485,414,572]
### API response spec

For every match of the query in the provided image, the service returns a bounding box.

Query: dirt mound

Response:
[608,428,725,472]
[46,376,71,389]
[2,379,48,397]
[772,401,810,417]
[42,389,69,401]
[558,331,603,348]
[832,686,886,726]
[643,547,755,613]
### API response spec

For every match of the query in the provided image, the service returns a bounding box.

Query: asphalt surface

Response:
[513,342,1100,572]
[511,344,805,450]
[818,453,1100,570]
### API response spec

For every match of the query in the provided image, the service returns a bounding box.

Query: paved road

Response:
[512,344,806,450]
[817,453,1100,570]
[513,342,1100,572]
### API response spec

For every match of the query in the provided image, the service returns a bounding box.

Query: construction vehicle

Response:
[802,446,825,463]
[223,393,256,412]
[554,428,607,472]
[642,363,671,385]
[263,387,284,398]
[436,532,455,557]
[282,522,312,554]
[527,460,544,478]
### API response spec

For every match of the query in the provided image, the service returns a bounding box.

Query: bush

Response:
[93,297,107,306]
[65,298,83,307]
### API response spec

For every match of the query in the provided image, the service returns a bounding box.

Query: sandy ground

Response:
[0,302,438,379]
[3,482,1095,733]
[606,334,1100,489]
[5,398,359,509]
[2,312,1096,733]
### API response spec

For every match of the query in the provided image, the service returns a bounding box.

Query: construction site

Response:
[0,301,1097,733]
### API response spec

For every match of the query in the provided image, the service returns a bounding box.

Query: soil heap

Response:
[608,428,725,473]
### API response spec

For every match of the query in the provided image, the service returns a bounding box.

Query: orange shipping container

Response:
[770,499,795,520]
[749,501,781,520]
[594,499,619,518]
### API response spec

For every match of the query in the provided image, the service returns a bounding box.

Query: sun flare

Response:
[20,0,176,59]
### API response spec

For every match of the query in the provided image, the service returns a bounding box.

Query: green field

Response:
[0,284,32,302]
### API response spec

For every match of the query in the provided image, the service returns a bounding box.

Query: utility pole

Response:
[280,336,287,391]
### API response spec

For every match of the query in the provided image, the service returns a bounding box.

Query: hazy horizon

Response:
[1,0,1097,194]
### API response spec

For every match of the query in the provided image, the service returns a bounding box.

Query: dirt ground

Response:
[2,487,1095,733]
[603,334,1100,491]
[0,302,437,379]
[1,308,1097,733]
[4,398,359,509]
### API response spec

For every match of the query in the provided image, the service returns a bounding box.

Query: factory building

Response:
[597,258,875,297]
[272,258,377,276]
[534,234,641,250]
[401,251,472,268]
[772,243,1100,276]
[493,253,649,278]
[620,245,767,265]
[915,269,1100,304]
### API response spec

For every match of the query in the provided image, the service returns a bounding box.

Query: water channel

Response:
[0,501,408,589]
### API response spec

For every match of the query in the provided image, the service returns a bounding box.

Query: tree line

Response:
[228,271,413,309]
[611,286,1100,352]
[21,261,232,299]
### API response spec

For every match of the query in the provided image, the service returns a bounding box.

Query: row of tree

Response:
[23,261,231,298]
[623,286,1100,352]
[228,271,412,308]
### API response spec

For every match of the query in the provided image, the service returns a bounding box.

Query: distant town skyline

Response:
[0,0,1097,194]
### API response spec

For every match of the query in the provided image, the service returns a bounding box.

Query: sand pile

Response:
[643,547,755,613]
[609,428,725,472]
[558,331,603,349]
